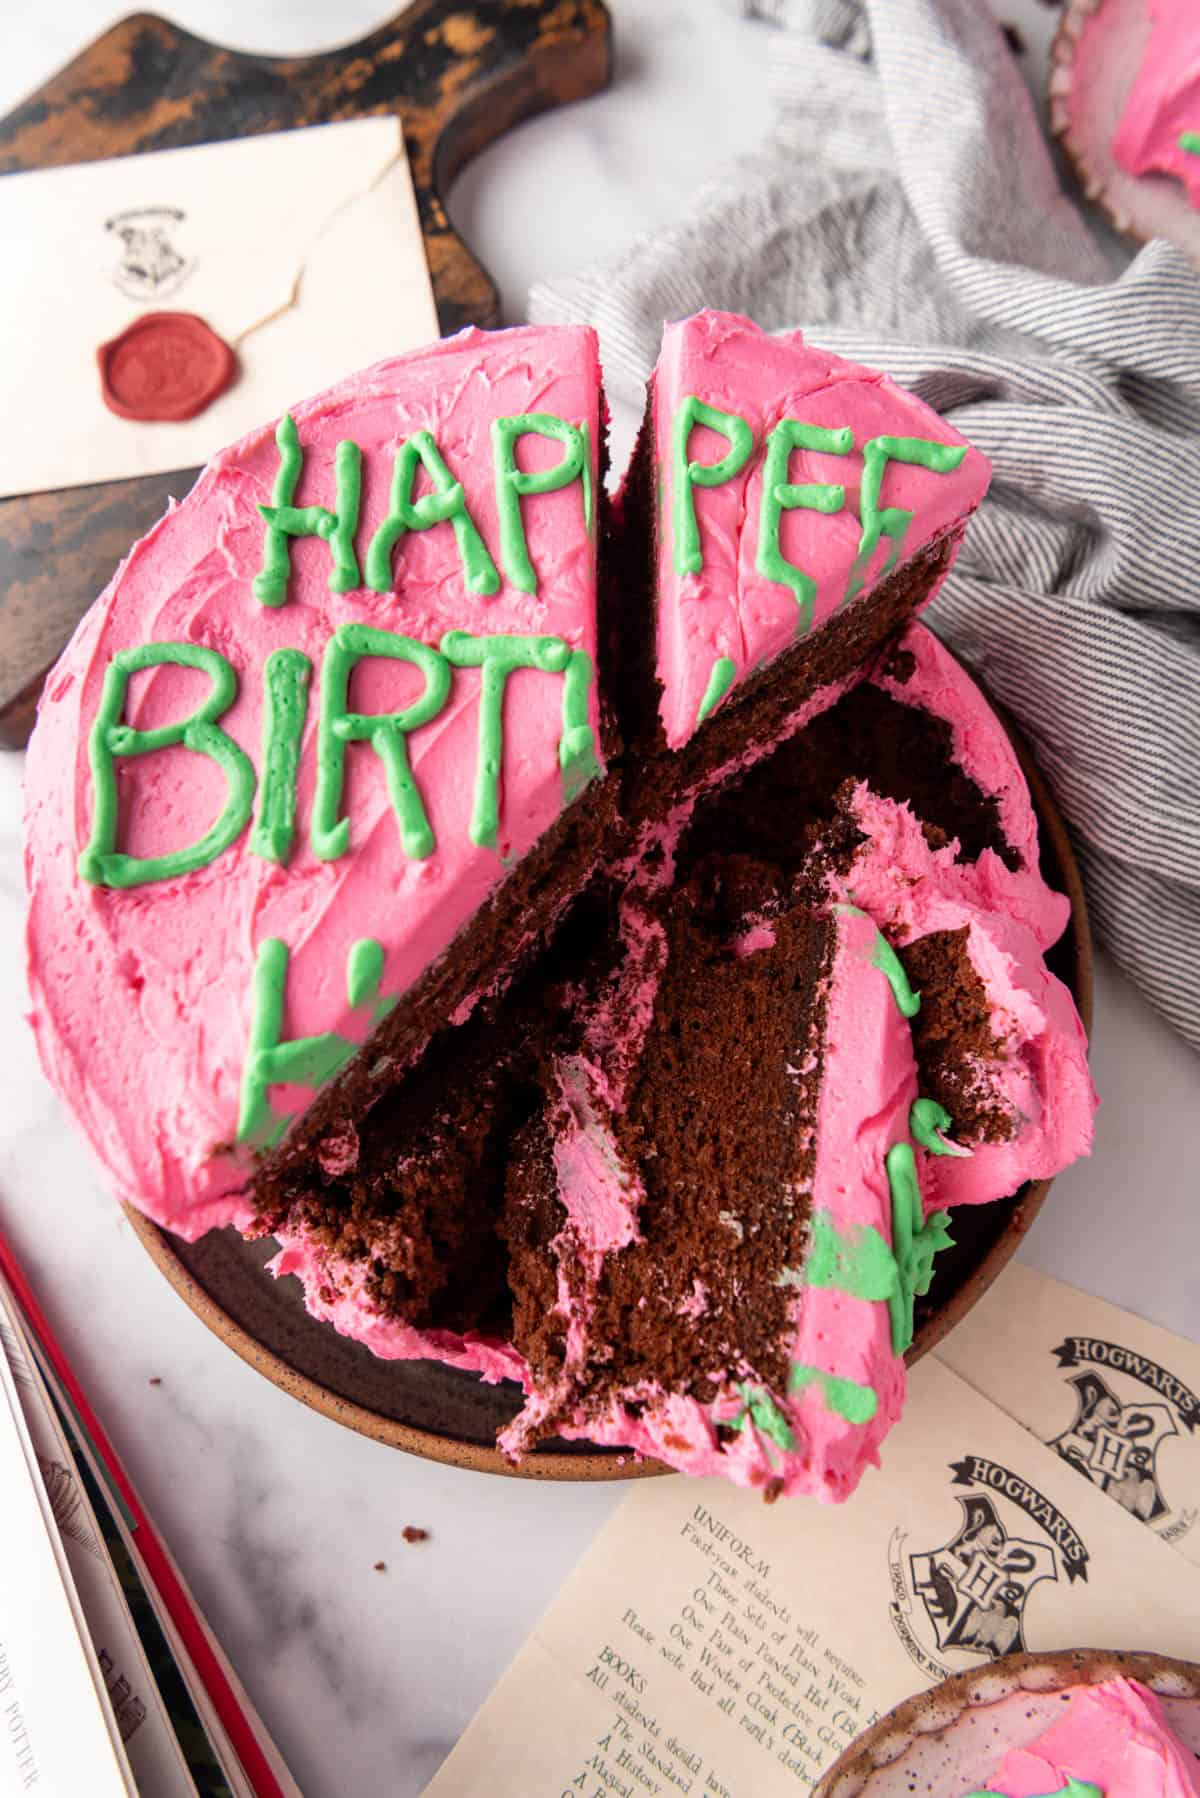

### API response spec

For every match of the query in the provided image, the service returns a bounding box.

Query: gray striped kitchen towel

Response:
[529,0,1200,1054]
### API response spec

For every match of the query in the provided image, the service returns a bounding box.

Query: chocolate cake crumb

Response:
[373,1561,387,1572]
[900,929,1017,1144]
[402,1527,429,1545]
[504,858,832,1443]
[148,1377,162,1386]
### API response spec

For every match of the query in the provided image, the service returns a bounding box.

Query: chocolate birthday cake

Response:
[23,311,1094,1499]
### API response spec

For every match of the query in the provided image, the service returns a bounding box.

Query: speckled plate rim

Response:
[121,691,1093,1479]
[814,1648,1200,1798]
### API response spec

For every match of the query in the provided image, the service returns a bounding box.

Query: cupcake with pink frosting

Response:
[816,1651,1200,1798]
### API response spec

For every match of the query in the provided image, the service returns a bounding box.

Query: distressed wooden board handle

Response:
[0,0,612,748]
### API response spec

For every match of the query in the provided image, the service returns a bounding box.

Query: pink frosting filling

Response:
[980,1678,1200,1798]
[24,326,603,1239]
[1112,1,1200,209]
[651,311,991,749]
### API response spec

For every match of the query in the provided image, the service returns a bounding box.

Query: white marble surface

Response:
[1,3,1197,1794]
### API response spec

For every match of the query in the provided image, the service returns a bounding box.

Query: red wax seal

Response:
[97,311,238,422]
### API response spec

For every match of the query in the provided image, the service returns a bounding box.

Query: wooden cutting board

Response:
[0,0,612,749]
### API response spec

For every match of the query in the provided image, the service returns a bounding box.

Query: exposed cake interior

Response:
[252,622,1089,1422]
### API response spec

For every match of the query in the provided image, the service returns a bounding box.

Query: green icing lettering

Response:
[249,648,312,866]
[756,420,853,634]
[254,417,362,604]
[237,936,393,1150]
[730,1383,796,1454]
[845,434,967,605]
[441,631,572,849]
[910,1096,972,1158]
[365,429,499,598]
[312,624,451,863]
[559,648,601,806]
[870,927,921,1018]
[492,413,589,594]
[696,655,737,727]
[77,643,255,890]
[1179,131,1200,156]
[886,1141,954,1355]
[252,415,304,606]
[787,1364,879,1426]
[805,1210,898,1303]
[672,397,754,577]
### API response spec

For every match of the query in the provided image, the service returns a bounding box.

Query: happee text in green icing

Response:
[788,1363,879,1426]
[729,1382,796,1454]
[965,1782,1103,1798]
[756,420,853,635]
[441,631,572,849]
[254,415,362,604]
[492,412,590,595]
[312,623,451,863]
[886,1140,954,1355]
[77,642,256,890]
[695,654,737,728]
[250,648,312,866]
[909,1096,972,1158]
[236,935,394,1150]
[672,396,754,577]
[365,429,499,598]
[558,648,601,806]
[1179,131,1200,157]
[845,434,967,604]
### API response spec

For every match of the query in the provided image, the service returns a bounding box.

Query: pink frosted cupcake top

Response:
[650,311,991,749]
[976,1677,1200,1798]
[24,325,604,1238]
[1112,0,1200,209]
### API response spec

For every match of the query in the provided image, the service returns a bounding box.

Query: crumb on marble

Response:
[373,1561,387,1572]
[402,1526,429,1544]
[148,1377,162,1386]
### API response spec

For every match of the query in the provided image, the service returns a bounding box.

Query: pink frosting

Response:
[981,1678,1200,1798]
[831,785,1095,1206]
[651,311,991,749]
[24,326,603,1239]
[1112,1,1200,209]
[511,905,918,1502]
[268,1232,526,1386]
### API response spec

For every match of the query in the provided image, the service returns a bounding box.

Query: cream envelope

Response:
[1,117,439,497]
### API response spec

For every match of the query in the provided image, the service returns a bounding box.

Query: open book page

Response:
[14,1302,302,1798]
[937,1263,1200,1560]
[427,1356,1200,1798]
[0,1307,133,1797]
[0,1292,202,1797]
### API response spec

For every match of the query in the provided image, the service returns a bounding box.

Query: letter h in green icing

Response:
[237,936,394,1151]
[78,642,256,890]
[492,413,593,595]
[253,414,362,606]
[312,624,451,862]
